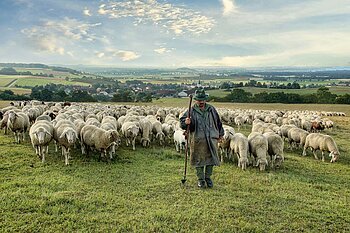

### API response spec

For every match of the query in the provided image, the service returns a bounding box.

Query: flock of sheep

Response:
[0,100,344,170]
[218,108,342,171]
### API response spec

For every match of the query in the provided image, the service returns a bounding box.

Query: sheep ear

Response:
[46,131,52,137]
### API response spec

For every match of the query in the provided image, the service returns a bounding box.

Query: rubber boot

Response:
[205,165,214,188]
[196,166,206,188]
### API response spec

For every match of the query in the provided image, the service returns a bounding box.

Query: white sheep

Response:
[229,133,249,170]
[29,120,54,163]
[263,132,284,168]
[139,118,152,147]
[162,123,175,144]
[302,133,340,162]
[287,127,309,149]
[248,132,268,171]
[173,129,186,152]
[80,125,119,159]
[218,125,235,162]
[7,110,30,143]
[121,121,140,151]
[54,122,78,165]
[151,121,165,146]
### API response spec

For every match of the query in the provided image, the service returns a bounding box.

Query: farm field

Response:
[0,87,32,95]
[207,86,350,98]
[1,100,350,232]
[0,75,90,89]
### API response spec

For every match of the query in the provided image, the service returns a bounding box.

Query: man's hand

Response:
[185,117,191,125]
[218,136,224,143]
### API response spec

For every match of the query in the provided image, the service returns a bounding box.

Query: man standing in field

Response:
[180,89,224,188]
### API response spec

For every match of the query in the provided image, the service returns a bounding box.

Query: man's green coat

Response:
[180,103,224,167]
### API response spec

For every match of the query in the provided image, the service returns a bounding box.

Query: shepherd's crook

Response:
[181,94,193,185]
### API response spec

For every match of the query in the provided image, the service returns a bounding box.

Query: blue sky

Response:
[0,0,349,67]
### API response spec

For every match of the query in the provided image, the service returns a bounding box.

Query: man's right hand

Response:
[185,117,191,125]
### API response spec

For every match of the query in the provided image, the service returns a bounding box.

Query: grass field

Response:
[0,87,32,95]
[1,101,350,232]
[0,75,90,88]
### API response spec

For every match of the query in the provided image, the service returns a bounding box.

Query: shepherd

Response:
[180,88,224,188]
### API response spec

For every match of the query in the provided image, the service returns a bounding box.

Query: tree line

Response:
[209,87,350,104]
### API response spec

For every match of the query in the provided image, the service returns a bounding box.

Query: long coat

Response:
[180,103,224,167]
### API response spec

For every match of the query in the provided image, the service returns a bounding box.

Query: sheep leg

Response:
[236,152,241,167]
[175,141,179,152]
[132,137,136,151]
[312,149,319,160]
[321,151,325,162]
[55,141,58,152]
[40,146,45,163]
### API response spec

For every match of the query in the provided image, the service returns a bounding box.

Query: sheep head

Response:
[329,151,339,163]
[108,130,120,142]
[60,128,77,144]
[35,127,52,144]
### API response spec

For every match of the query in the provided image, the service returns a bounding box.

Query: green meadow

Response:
[1,101,350,232]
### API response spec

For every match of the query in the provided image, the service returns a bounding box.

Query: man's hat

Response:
[194,88,209,101]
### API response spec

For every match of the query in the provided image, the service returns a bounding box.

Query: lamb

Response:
[80,125,119,159]
[121,121,140,150]
[54,122,78,165]
[7,110,30,143]
[29,120,54,163]
[229,133,249,170]
[218,125,235,162]
[263,132,284,168]
[287,128,309,148]
[173,129,186,152]
[248,132,268,171]
[302,133,340,163]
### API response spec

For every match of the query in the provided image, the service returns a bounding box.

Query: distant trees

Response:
[214,87,350,104]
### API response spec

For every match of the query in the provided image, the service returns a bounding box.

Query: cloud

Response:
[98,0,215,35]
[114,50,140,61]
[83,8,92,16]
[221,0,237,16]
[154,47,173,54]
[22,17,101,55]
[95,49,140,61]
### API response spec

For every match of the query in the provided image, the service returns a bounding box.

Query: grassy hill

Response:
[0,101,349,232]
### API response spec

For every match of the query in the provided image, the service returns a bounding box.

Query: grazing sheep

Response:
[229,133,249,170]
[287,128,309,149]
[234,116,244,131]
[7,111,30,143]
[162,123,175,144]
[139,118,152,147]
[263,132,284,168]
[311,121,325,132]
[151,121,165,146]
[29,120,54,163]
[80,125,119,158]
[302,133,340,162]
[248,132,268,171]
[121,121,140,151]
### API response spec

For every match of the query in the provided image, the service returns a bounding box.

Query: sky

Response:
[0,0,350,68]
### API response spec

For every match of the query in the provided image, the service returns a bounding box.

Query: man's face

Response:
[196,100,206,108]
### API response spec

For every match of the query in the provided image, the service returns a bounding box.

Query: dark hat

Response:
[194,89,209,101]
